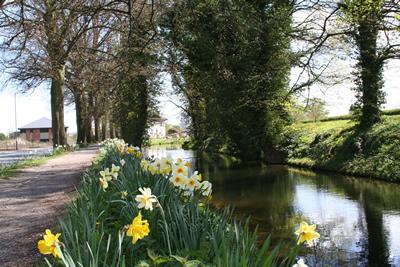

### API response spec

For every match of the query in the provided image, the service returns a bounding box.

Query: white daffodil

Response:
[111,164,120,180]
[100,168,112,182]
[169,174,187,189]
[172,164,188,177]
[135,187,158,211]
[120,159,126,166]
[292,258,308,267]
[200,181,212,196]
[185,176,199,192]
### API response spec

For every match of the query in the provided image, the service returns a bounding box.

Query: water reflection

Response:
[145,146,400,266]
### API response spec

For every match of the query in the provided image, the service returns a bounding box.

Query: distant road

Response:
[0,147,53,165]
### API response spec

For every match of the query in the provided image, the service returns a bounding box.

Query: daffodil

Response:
[135,187,158,211]
[127,147,136,155]
[295,221,320,247]
[140,159,149,170]
[121,191,128,199]
[99,177,109,190]
[148,163,158,175]
[292,258,308,267]
[185,176,199,192]
[100,168,112,182]
[111,164,120,179]
[199,180,212,196]
[184,161,191,168]
[161,156,173,166]
[136,151,142,158]
[169,174,187,188]
[120,159,126,166]
[126,211,150,244]
[37,229,61,258]
[172,164,188,176]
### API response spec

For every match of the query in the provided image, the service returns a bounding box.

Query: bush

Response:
[0,133,7,141]
[39,139,298,266]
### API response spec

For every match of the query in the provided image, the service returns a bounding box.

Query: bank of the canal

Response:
[283,114,400,183]
[146,145,400,267]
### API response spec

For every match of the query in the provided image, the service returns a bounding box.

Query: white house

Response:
[148,117,167,138]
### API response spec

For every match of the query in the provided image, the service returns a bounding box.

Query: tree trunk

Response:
[50,65,67,147]
[74,90,86,144]
[101,116,107,141]
[109,121,115,138]
[356,17,383,129]
[94,116,100,142]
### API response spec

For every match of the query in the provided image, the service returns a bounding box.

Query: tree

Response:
[0,133,6,141]
[163,0,294,161]
[0,1,108,147]
[305,97,329,122]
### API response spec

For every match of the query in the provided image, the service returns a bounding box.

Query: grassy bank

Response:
[0,147,66,179]
[284,115,400,182]
[149,138,187,146]
[38,139,300,266]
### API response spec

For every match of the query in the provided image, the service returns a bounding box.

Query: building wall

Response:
[22,128,52,142]
[148,123,166,138]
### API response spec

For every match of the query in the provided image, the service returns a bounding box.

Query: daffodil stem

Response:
[158,202,172,255]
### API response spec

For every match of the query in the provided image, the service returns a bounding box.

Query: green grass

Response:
[284,115,400,182]
[41,139,299,266]
[149,138,187,146]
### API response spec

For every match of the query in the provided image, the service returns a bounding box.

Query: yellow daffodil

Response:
[295,221,320,247]
[169,174,187,188]
[121,191,128,199]
[199,181,212,196]
[126,211,150,244]
[111,164,120,180]
[148,163,158,175]
[140,159,149,170]
[127,147,136,155]
[100,168,112,182]
[37,229,61,258]
[184,161,191,168]
[136,151,142,158]
[118,144,125,155]
[99,177,109,190]
[135,187,158,211]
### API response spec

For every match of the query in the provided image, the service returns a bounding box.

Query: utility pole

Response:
[15,93,18,150]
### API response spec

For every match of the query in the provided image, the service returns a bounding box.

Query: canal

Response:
[146,145,400,267]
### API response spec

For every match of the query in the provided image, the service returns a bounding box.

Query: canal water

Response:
[146,145,400,267]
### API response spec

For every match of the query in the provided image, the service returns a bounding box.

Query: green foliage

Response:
[45,140,298,266]
[284,115,400,181]
[162,0,293,161]
[0,133,7,141]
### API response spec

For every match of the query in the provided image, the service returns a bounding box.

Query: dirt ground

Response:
[0,146,98,267]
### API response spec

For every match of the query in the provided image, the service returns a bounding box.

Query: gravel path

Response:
[0,146,99,267]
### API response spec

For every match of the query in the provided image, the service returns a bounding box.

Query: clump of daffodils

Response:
[295,221,320,247]
[37,229,62,258]
[99,164,120,191]
[126,211,150,244]
[141,156,212,197]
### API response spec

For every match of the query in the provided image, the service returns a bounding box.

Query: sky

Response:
[0,62,399,134]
